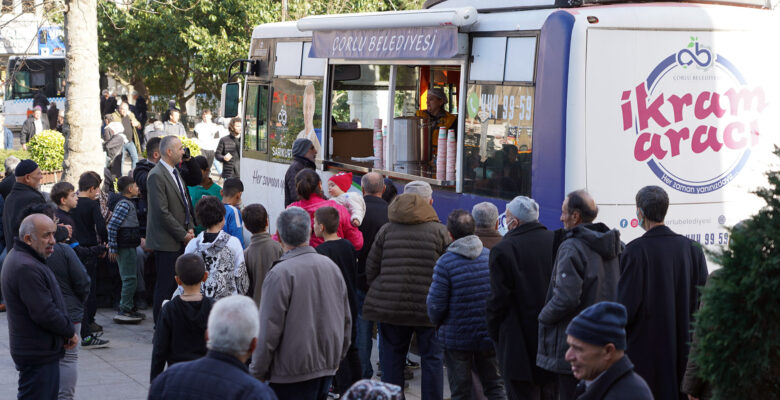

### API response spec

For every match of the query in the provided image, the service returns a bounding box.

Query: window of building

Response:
[22,0,34,13]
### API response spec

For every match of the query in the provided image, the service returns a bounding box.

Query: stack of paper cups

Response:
[382,126,388,167]
[436,127,447,181]
[373,119,383,169]
[446,129,456,182]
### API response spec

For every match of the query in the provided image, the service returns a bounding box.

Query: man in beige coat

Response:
[250,206,351,400]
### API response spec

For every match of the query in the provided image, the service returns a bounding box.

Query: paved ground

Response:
[0,307,447,399]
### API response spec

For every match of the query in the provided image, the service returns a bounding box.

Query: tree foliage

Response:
[97,0,425,110]
[693,147,780,399]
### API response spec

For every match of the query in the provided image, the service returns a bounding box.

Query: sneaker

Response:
[89,322,103,333]
[129,309,147,320]
[113,311,142,324]
[405,357,420,369]
[81,335,110,349]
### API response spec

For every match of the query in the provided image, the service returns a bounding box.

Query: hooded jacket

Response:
[150,296,214,382]
[427,234,493,351]
[283,156,316,207]
[363,194,450,327]
[250,246,351,384]
[537,223,622,374]
[183,230,249,300]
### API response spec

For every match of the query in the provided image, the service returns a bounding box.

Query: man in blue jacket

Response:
[427,209,506,400]
[148,295,277,400]
[1,214,79,399]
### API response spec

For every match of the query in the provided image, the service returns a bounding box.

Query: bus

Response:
[2,56,66,130]
[226,0,780,250]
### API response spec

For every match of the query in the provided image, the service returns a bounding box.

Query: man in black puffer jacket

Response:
[283,138,316,207]
[215,117,242,179]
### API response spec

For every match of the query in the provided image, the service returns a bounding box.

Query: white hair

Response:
[404,180,432,200]
[207,295,259,355]
[472,202,499,228]
[506,196,539,223]
[159,135,179,156]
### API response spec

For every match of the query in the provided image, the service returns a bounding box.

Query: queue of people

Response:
[0,94,709,400]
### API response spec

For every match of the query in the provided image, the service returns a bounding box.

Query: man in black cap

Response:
[564,302,653,400]
[3,160,45,254]
[283,138,316,207]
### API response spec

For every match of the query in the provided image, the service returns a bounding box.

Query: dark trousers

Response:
[16,360,59,399]
[81,258,98,338]
[270,375,333,400]
[354,289,375,379]
[506,379,556,400]
[152,249,182,324]
[333,345,361,394]
[379,323,443,400]
[555,373,578,400]
[444,349,506,400]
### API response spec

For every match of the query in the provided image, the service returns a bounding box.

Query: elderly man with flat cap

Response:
[283,138,317,207]
[564,302,653,400]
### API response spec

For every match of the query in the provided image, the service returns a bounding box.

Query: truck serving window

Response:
[464,34,536,199]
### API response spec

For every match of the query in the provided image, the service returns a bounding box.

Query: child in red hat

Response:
[327,172,366,227]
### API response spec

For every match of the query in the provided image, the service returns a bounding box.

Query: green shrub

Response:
[179,136,202,158]
[0,149,31,171]
[693,146,780,399]
[27,130,65,172]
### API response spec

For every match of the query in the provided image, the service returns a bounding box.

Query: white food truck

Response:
[224,0,780,250]
[2,56,66,131]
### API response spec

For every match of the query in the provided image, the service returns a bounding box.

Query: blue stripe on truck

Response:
[532,10,574,230]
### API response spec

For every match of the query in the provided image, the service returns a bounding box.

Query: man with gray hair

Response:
[472,202,502,249]
[148,295,277,399]
[251,207,351,400]
[363,180,450,399]
[487,196,556,400]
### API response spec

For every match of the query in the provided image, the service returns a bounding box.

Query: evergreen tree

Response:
[693,147,780,399]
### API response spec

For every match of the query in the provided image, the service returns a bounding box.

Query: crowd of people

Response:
[0,91,712,400]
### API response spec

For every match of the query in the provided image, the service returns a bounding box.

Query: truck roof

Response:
[424,0,770,11]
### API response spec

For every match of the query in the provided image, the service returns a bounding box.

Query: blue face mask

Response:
[636,209,645,231]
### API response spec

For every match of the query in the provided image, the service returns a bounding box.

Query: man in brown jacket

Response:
[250,206,351,400]
[241,204,283,307]
[363,181,450,400]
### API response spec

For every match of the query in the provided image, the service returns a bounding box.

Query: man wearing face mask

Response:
[617,186,707,400]
[486,196,555,400]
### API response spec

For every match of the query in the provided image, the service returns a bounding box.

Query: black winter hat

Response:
[14,159,39,177]
[566,302,627,350]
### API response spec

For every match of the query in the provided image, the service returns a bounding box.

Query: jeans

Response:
[444,349,507,400]
[117,247,138,312]
[122,141,139,175]
[59,322,80,400]
[153,249,182,324]
[270,376,333,400]
[213,160,223,175]
[379,323,443,400]
[16,360,60,399]
[354,289,375,379]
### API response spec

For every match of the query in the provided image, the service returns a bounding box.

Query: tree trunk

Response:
[62,0,105,184]
[62,0,105,185]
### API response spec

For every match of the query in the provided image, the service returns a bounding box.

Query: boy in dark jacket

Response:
[314,206,361,395]
[108,177,145,323]
[151,253,213,382]
[427,210,506,400]
[72,172,110,347]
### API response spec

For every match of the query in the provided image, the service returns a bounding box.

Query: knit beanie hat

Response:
[329,172,352,193]
[566,302,627,350]
[292,138,313,157]
[343,379,403,400]
[14,159,39,177]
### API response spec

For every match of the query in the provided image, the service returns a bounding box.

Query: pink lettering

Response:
[668,94,692,124]
[621,90,632,131]
[724,87,767,115]
[694,91,726,120]
[663,127,690,157]
[723,122,746,150]
[636,83,670,131]
[634,132,667,162]
[691,125,722,154]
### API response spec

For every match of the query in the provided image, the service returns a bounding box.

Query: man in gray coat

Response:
[537,190,622,400]
[145,135,196,323]
[250,207,351,400]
